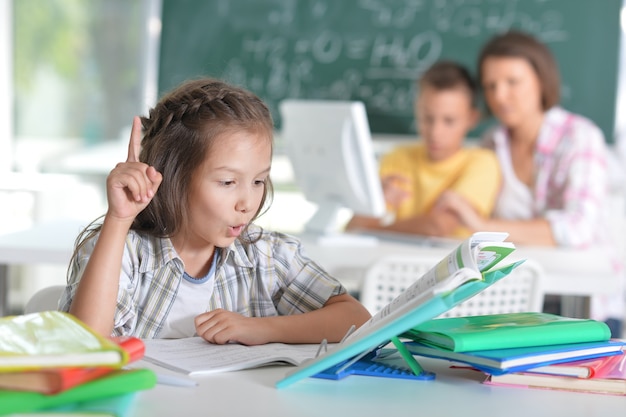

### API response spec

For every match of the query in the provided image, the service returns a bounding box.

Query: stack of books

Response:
[0,311,157,416]
[401,312,626,395]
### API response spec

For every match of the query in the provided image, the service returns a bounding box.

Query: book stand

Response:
[277,256,525,389]
[312,329,435,381]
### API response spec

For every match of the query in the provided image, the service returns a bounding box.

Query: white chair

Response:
[441,259,544,317]
[24,285,65,314]
[359,255,544,317]
[359,255,441,315]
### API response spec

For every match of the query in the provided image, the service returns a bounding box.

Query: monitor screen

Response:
[279,100,385,242]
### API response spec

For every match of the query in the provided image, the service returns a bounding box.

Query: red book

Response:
[487,353,626,396]
[519,351,625,378]
[0,336,144,395]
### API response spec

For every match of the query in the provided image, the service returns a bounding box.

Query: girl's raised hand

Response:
[105,116,163,222]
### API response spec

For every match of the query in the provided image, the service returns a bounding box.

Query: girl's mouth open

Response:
[229,224,245,237]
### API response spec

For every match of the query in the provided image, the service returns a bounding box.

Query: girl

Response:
[60,78,371,343]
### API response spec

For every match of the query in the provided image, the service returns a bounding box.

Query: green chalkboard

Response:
[159,0,621,141]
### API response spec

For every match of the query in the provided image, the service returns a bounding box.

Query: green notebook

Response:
[0,368,156,416]
[402,312,611,352]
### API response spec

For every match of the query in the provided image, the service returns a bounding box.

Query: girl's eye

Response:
[254,179,266,186]
[220,180,235,186]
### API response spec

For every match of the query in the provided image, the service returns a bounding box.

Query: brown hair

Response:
[70,78,275,267]
[136,78,274,236]
[417,60,478,106]
[477,30,560,110]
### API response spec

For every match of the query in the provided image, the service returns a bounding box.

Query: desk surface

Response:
[0,219,89,265]
[301,232,624,297]
[0,219,622,301]
[130,357,626,417]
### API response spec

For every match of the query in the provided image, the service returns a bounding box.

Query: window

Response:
[10,0,157,172]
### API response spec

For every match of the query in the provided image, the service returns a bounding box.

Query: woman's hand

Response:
[105,116,163,222]
[436,190,485,232]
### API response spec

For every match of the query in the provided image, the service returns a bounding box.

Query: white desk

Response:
[301,233,624,298]
[0,220,622,317]
[0,219,88,315]
[128,357,626,417]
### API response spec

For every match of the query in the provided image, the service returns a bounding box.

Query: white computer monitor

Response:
[279,99,386,243]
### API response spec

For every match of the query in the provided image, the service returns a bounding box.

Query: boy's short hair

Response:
[417,60,478,106]
[477,30,560,110]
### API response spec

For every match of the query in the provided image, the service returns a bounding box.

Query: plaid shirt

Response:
[60,225,346,338]
[483,106,610,248]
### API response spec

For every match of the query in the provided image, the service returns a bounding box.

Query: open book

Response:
[276,232,522,388]
[142,338,324,376]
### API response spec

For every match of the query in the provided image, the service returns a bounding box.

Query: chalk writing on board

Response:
[215,0,569,130]
[159,0,619,138]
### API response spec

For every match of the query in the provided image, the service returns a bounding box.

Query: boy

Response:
[346,60,500,238]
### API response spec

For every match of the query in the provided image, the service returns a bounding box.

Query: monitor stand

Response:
[299,205,379,247]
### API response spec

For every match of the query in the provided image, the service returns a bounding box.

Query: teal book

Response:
[402,312,611,352]
[0,368,156,416]
[405,339,626,375]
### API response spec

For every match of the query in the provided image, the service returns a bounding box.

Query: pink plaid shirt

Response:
[483,106,610,249]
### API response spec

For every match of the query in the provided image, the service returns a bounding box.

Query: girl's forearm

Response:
[68,216,133,335]
[259,294,371,344]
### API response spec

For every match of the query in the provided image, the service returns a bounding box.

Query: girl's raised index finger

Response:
[126,116,143,162]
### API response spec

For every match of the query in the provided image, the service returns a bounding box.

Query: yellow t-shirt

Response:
[379,142,501,237]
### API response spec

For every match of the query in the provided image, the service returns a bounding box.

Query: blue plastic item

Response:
[312,341,435,381]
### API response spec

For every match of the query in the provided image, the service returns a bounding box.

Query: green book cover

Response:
[402,312,611,352]
[0,368,156,415]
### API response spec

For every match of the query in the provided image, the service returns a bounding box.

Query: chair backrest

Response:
[359,255,441,315]
[359,255,544,317]
[24,285,66,314]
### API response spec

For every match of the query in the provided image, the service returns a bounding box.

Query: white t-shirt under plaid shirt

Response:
[60,224,346,338]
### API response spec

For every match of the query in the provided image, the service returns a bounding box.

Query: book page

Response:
[469,232,513,272]
[475,244,516,272]
[345,267,479,344]
[345,232,514,344]
[142,337,323,375]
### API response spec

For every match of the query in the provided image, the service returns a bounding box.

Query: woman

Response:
[440,30,623,336]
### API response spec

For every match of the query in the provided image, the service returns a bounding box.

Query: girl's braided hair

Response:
[70,78,275,265]
[135,78,275,237]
